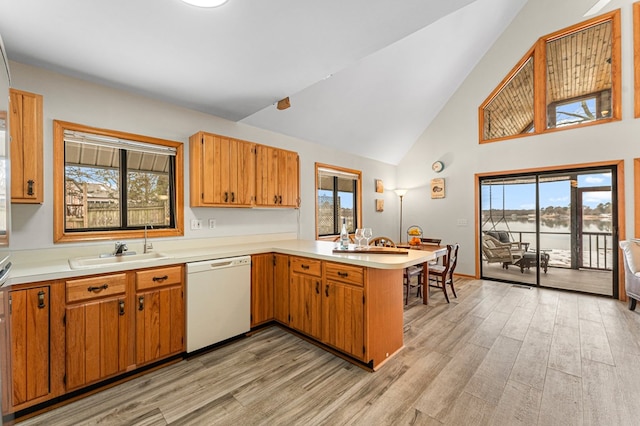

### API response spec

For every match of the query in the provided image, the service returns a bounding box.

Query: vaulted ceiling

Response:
[0,0,528,164]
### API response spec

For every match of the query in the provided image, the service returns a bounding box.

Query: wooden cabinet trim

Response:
[65,273,127,304]
[290,256,322,277]
[135,265,183,291]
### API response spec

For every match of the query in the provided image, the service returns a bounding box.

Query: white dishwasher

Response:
[186,256,251,353]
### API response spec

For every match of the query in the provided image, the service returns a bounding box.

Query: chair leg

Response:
[630,297,637,311]
[450,278,457,299]
[440,277,450,303]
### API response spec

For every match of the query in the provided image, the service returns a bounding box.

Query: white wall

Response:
[8,62,399,252]
[397,0,640,277]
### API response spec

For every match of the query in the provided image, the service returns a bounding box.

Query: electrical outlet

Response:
[190,219,202,230]
[209,219,216,229]
[457,218,468,226]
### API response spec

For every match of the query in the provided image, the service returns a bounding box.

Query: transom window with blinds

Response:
[316,163,362,238]
[53,120,184,242]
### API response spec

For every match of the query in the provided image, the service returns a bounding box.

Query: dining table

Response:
[398,243,448,304]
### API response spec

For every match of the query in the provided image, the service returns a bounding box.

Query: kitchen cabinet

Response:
[255,145,300,208]
[322,262,365,360]
[10,88,43,203]
[251,253,289,327]
[9,286,51,406]
[135,266,184,365]
[289,256,322,339]
[189,131,255,207]
[65,273,130,390]
[273,253,290,324]
[251,254,274,327]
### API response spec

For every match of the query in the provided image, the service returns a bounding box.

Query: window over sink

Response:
[53,120,184,242]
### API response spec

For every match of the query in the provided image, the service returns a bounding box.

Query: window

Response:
[315,163,362,238]
[54,121,184,242]
[480,10,620,143]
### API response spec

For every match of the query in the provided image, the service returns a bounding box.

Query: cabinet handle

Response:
[224,192,229,202]
[119,300,125,316]
[37,290,46,309]
[315,281,320,294]
[274,195,278,204]
[138,296,144,311]
[338,271,349,278]
[279,195,282,204]
[152,275,168,282]
[88,284,109,292]
[325,284,329,297]
[301,264,310,270]
[231,192,235,202]
[27,180,35,196]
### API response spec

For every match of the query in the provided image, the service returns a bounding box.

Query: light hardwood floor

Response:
[20,278,640,425]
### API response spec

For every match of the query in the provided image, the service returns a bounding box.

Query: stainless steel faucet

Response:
[114,242,128,256]
[144,224,153,254]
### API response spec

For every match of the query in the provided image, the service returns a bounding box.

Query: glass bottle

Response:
[340,217,350,249]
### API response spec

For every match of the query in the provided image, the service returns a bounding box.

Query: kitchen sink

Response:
[69,252,171,269]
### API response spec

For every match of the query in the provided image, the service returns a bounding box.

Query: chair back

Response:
[369,237,396,247]
[446,244,459,283]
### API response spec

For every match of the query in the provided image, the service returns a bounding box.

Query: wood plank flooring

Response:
[20,278,640,425]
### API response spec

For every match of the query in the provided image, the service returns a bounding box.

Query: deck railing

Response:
[499,230,612,271]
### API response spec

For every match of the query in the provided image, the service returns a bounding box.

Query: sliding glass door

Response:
[480,167,616,296]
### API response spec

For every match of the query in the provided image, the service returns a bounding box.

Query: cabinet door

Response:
[251,254,274,327]
[322,281,365,360]
[273,254,290,324]
[135,286,184,365]
[255,145,279,206]
[279,149,299,207]
[201,133,228,205]
[10,287,50,406]
[10,89,43,203]
[230,139,255,206]
[65,297,129,390]
[289,273,322,339]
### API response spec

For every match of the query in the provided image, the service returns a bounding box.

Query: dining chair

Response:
[369,237,396,247]
[403,264,423,305]
[427,243,459,303]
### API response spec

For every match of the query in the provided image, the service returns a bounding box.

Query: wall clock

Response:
[432,161,444,173]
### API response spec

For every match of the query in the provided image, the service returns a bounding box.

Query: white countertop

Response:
[7,238,438,286]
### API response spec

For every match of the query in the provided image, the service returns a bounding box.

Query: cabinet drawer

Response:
[136,265,182,291]
[290,256,322,277]
[325,262,364,286]
[66,273,127,303]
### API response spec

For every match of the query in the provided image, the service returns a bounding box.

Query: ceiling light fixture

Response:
[181,0,229,8]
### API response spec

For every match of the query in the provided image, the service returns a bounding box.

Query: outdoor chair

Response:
[482,234,524,269]
[485,230,530,252]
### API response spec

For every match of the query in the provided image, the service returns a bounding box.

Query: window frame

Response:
[53,120,184,243]
[315,162,362,240]
[479,9,621,144]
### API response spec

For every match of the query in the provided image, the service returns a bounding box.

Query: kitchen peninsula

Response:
[1,237,438,419]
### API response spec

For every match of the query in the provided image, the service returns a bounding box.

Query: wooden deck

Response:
[482,261,613,296]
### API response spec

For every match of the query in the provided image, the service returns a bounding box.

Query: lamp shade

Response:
[181,0,229,7]
[394,189,408,197]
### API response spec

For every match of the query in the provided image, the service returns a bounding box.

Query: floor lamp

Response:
[394,189,407,243]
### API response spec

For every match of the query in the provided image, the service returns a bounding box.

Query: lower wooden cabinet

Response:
[322,280,365,361]
[289,257,323,340]
[9,286,51,406]
[65,296,129,390]
[135,266,184,365]
[251,253,290,327]
[2,264,185,417]
[273,254,290,324]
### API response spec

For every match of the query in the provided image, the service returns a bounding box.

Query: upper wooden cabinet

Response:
[189,131,300,208]
[189,131,255,207]
[255,145,299,208]
[10,89,43,203]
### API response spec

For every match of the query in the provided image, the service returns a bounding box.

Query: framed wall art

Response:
[375,199,384,212]
[375,179,384,193]
[431,178,445,199]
